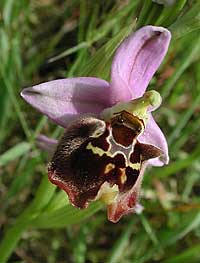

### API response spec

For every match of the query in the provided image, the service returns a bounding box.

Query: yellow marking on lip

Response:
[86,143,140,171]
[119,168,127,184]
[104,163,115,174]
[86,142,113,157]
[129,162,141,170]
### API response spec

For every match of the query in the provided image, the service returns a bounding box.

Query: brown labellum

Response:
[48,112,163,210]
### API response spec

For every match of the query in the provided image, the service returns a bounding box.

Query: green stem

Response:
[0,65,32,141]
[0,176,55,262]
[107,220,135,263]
[145,3,163,25]
[156,0,187,26]
[137,0,153,28]
[0,209,33,262]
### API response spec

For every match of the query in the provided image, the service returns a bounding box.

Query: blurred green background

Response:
[0,0,200,262]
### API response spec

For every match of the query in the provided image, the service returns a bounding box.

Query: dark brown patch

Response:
[139,143,163,161]
[124,167,140,191]
[48,116,163,209]
[111,124,136,147]
[49,141,128,208]
[90,124,110,151]
[130,142,162,163]
[130,143,141,164]
[111,111,144,147]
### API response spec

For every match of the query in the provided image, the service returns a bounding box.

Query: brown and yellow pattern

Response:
[48,112,162,210]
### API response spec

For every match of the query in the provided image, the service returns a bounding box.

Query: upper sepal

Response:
[110,26,171,103]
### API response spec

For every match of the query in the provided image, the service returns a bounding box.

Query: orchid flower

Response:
[21,26,171,223]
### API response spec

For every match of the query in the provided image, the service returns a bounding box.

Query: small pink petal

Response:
[110,26,171,103]
[134,203,144,214]
[36,135,58,153]
[138,114,169,166]
[21,77,111,127]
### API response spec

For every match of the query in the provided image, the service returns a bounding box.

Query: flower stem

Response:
[0,175,55,263]
[0,210,32,262]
